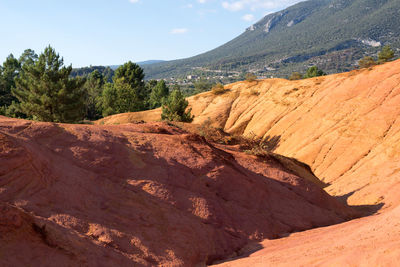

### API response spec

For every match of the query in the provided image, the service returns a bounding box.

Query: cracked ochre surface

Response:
[0,118,354,266]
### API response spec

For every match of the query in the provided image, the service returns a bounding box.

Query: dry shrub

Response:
[242,132,281,156]
[211,83,226,95]
[289,72,303,80]
[250,88,260,96]
[197,118,226,143]
[245,73,257,82]
[195,120,281,154]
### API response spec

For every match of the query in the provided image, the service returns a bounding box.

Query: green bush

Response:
[304,66,326,79]
[358,56,377,69]
[378,45,395,63]
[161,89,193,122]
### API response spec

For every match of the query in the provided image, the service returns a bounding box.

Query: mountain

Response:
[137,60,165,65]
[143,0,400,79]
[107,61,166,71]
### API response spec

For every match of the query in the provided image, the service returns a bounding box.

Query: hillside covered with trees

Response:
[143,0,400,79]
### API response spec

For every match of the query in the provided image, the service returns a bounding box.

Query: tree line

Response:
[0,46,192,123]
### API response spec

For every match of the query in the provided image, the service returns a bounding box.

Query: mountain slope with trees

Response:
[143,0,400,79]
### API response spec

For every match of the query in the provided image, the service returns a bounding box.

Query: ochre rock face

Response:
[189,60,400,209]
[95,60,400,266]
[99,59,400,209]
[213,205,400,267]
[0,117,353,266]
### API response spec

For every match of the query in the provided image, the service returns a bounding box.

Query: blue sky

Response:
[0,0,303,67]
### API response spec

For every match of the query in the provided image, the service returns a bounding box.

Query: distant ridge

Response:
[143,0,400,79]
[108,60,165,70]
[137,60,165,65]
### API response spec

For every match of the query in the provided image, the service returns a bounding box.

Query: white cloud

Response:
[129,0,139,3]
[198,0,207,3]
[242,14,255,21]
[222,1,244,11]
[170,28,188,34]
[222,0,303,12]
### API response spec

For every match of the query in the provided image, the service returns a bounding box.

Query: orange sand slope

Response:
[0,117,354,266]
[214,204,400,267]
[100,59,400,210]
[97,60,400,266]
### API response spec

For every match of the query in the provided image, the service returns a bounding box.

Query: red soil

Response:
[0,117,354,266]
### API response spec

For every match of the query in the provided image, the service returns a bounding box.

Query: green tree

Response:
[378,45,395,63]
[304,66,326,78]
[0,54,20,113]
[19,49,38,66]
[114,79,141,113]
[100,79,142,117]
[358,56,376,69]
[83,70,105,120]
[100,83,118,117]
[149,80,169,109]
[113,62,146,107]
[161,89,193,122]
[13,46,86,123]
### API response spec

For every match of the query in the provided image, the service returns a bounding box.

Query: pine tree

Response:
[13,46,86,123]
[114,79,141,113]
[113,61,146,109]
[304,66,326,78]
[0,54,20,112]
[100,79,141,117]
[83,70,105,120]
[161,88,193,122]
[100,83,118,117]
[378,45,395,63]
[149,80,169,109]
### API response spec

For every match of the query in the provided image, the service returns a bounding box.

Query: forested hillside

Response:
[143,0,400,79]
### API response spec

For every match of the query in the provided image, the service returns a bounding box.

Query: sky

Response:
[0,0,304,67]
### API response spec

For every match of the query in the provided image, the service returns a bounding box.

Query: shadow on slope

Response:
[0,119,358,266]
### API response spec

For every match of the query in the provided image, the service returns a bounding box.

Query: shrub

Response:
[243,133,281,157]
[249,88,260,96]
[245,73,257,82]
[378,45,395,63]
[358,56,376,69]
[211,83,226,95]
[196,117,237,144]
[289,72,303,80]
[304,66,326,79]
